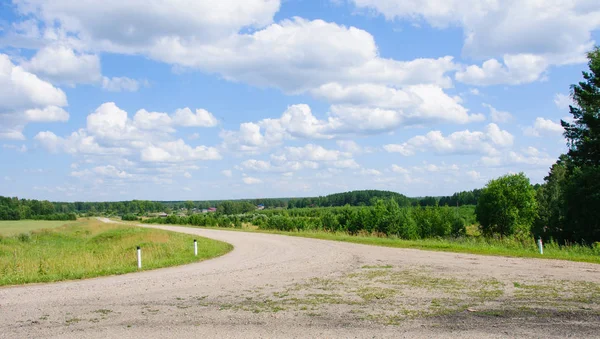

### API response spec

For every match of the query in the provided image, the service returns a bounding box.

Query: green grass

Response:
[135,220,600,265]
[0,220,78,236]
[0,218,232,286]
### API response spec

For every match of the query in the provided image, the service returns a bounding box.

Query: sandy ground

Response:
[1,219,599,338]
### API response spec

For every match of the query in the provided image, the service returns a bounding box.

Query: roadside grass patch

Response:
[0,218,232,286]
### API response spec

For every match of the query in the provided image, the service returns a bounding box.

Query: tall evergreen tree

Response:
[562,47,600,167]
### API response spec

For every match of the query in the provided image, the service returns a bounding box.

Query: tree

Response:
[562,47,600,167]
[534,155,568,241]
[557,46,600,244]
[475,173,538,237]
[562,166,600,243]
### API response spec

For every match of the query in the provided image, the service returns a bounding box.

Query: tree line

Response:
[145,202,469,239]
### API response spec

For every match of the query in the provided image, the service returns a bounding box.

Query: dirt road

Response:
[1,221,599,338]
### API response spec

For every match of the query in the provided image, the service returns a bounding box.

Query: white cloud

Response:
[456,54,548,86]
[13,0,281,50]
[483,103,512,123]
[172,108,218,127]
[350,0,600,68]
[313,83,484,127]
[140,139,220,163]
[133,109,174,132]
[35,102,221,165]
[221,95,484,154]
[481,147,556,168]
[524,117,564,137]
[0,53,69,140]
[284,144,350,162]
[183,172,192,178]
[554,93,573,109]
[23,45,101,85]
[243,176,263,185]
[221,169,233,177]
[102,76,140,92]
[24,106,69,122]
[5,5,458,95]
[384,123,513,156]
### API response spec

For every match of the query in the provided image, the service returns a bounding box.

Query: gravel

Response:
[1,220,599,338]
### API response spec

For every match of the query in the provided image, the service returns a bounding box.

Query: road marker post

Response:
[137,246,142,269]
[194,239,198,256]
[537,237,543,255]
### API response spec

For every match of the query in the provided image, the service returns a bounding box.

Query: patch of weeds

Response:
[355,287,398,301]
[65,318,81,325]
[39,315,49,321]
[273,291,289,298]
[362,265,393,269]
[93,309,113,316]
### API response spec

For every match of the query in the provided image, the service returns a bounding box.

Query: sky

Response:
[0,0,598,202]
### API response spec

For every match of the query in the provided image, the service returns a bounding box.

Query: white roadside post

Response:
[194,239,198,256]
[137,246,142,269]
[537,237,544,255]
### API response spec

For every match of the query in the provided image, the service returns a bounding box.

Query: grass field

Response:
[0,220,78,236]
[129,220,600,265]
[0,218,232,286]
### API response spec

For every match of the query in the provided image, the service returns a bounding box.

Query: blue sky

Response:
[1,0,598,201]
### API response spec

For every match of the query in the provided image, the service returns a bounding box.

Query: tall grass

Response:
[0,218,232,286]
[0,220,78,236]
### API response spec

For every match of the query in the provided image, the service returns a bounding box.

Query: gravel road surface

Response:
[1,219,599,338]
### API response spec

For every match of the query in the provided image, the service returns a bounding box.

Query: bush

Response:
[121,214,139,221]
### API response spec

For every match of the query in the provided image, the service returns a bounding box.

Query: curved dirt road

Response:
[1,222,599,338]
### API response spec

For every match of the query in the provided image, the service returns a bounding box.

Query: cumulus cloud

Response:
[456,54,548,86]
[0,53,69,140]
[5,4,458,98]
[172,108,218,127]
[524,117,564,137]
[351,0,600,85]
[24,106,69,122]
[35,102,220,163]
[22,45,101,85]
[481,147,556,168]
[221,96,483,153]
[221,169,233,177]
[483,103,512,123]
[384,123,513,156]
[236,144,359,175]
[140,140,220,163]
